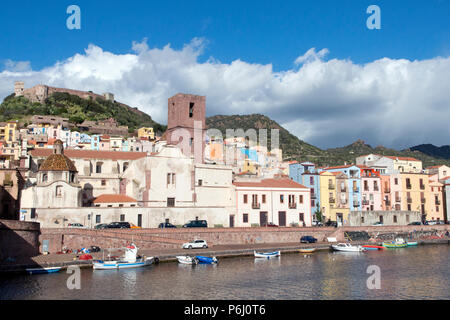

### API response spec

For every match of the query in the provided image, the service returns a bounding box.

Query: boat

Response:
[299,248,316,254]
[407,241,418,246]
[195,256,218,264]
[382,238,408,248]
[254,251,281,259]
[26,267,62,275]
[177,256,199,265]
[93,243,154,270]
[331,243,365,252]
[362,245,385,251]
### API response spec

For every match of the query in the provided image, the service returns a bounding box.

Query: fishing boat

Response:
[26,267,61,275]
[382,238,407,248]
[362,245,385,251]
[177,256,198,265]
[93,243,154,270]
[407,241,418,246]
[195,256,218,264]
[299,248,316,254]
[331,243,365,252]
[254,251,281,259]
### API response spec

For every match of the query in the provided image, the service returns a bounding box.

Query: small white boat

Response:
[331,243,365,252]
[254,251,281,259]
[93,243,154,270]
[176,256,199,265]
[26,267,62,275]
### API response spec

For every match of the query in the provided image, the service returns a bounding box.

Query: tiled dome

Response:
[39,140,77,172]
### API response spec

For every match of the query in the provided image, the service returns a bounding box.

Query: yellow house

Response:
[400,173,430,219]
[319,171,340,223]
[138,127,155,140]
[0,121,18,143]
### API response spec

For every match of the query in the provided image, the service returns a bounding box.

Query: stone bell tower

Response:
[166,93,206,163]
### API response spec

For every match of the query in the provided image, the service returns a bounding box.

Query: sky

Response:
[0,0,449,149]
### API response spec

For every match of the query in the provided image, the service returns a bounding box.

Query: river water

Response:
[1,245,449,300]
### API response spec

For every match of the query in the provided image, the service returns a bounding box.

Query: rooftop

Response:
[31,149,147,161]
[233,178,308,189]
[93,194,137,203]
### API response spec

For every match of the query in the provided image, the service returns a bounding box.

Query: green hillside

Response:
[0,92,166,134]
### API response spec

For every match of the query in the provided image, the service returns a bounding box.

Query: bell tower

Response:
[166,93,206,163]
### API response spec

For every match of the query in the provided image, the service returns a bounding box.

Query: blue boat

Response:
[26,267,61,275]
[195,256,218,264]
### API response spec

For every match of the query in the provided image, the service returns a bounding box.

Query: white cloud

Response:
[1,38,449,149]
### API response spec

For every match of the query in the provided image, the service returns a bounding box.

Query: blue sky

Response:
[1,0,449,71]
[0,0,449,149]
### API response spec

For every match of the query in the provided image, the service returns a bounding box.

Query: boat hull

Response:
[362,245,385,250]
[332,245,364,252]
[407,242,418,246]
[176,256,198,265]
[382,242,407,248]
[93,257,154,270]
[254,251,280,258]
[26,267,61,275]
[195,256,218,264]
[299,248,316,254]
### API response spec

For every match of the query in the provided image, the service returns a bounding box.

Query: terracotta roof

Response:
[93,194,137,203]
[233,178,308,189]
[384,155,420,162]
[322,164,355,170]
[39,154,77,172]
[31,149,147,160]
[426,165,446,169]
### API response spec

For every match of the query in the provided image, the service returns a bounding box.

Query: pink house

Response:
[99,135,110,151]
[233,178,311,227]
[360,167,383,211]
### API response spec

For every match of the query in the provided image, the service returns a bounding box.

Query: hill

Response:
[0,92,166,134]
[206,114,450,167]
[406,144,450,160]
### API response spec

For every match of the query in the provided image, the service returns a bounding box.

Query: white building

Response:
[233,177,311,227]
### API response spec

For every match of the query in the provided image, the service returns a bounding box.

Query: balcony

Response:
[406,184,412,190]
[353,188,359,193]
[329,198,336,204]
[362,199,369,205]
[340,187,347,192]
[407,198,412,204]
[435,200,441,205]
[385,200,391,206]
[420,184,425,190]
[421,198,426,204]
[374,186,379,192]
[384,188,390,193]
[289,203,297,209]
[353,201,360,207]
[252,203,261,209]
[311,194,317,199]
[328,184,335,190]
[395,197,401,202]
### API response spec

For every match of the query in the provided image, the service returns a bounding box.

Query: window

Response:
[310,177,314,185]
[101,180,106,186]
[96,215,101,223]
[167,173,176,187]
[262,194,266,204]
[394,178,398,185]
[379,215,383,223]
[252,194,258,205]
[299,213,304,222]
[361,217,364,224]
[407,204,411,211]
[243,213,249,223]
[167,198,175,207]
[42,173,48,183]
[243,194,248,204]
[56,185,62,197]
[198,179,203,186]
[120,214,125,222]
[393,215,397,223]
[280,195,284,203]
[96,162,103,173]
[189,102,195,118]
[299,195,303,204]
[119,204,124,208]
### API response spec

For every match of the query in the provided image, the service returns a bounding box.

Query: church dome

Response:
[39,140,77,172]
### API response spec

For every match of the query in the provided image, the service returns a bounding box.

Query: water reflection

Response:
[0,245,448,300]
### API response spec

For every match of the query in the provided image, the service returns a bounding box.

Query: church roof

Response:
[39,139,77,172]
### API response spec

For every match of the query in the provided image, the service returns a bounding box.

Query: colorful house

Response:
[137,127,155,140]
[360,166,383,211]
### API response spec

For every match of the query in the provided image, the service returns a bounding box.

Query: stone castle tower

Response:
[166,93,206,163]
[14,81,24,97]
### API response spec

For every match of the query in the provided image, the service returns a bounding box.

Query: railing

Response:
[329,198,335,204]
[328,184,335,190]
[374,186,379,191]
[395,197,401,202]
[407,198,412,204]
[385,200,391,206]
[252,203,261,209]
[340,187,347,192]
[420,184,425,190]
[289,203,297,209]
[406,184,412,190]
[421,198,426,204]
[435,200,441,205]
[353,201,359,207]
[384,188,390,193]
[310,194,317,199]
[362,200,369,205]
[353,188,359,193]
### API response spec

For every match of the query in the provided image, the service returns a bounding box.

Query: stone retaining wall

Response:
[0,220,40,262]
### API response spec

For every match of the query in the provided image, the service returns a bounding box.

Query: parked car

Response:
[183,220,208,228]
[159,222,177,228]
[182,239,208,249]
[300,236,317,243]
[130,223,141,229]
[408,221,422,225]
[68,223,85,228]
[373,222,384,226]
[312,221,323,227]
[106,222,131,229]
[95,224,108,229]
[325,221,338,227]
[265,222,279,227]
[90,246,101,252]
[427,220,442,225]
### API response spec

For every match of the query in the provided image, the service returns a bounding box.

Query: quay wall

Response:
[0,220,40,262]
[39,225,450,253]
